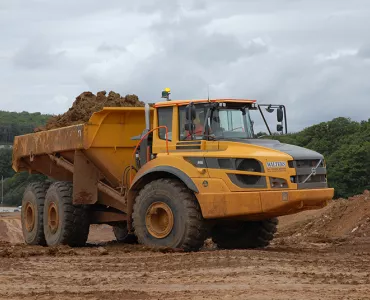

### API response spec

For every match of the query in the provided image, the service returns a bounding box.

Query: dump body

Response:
[12,107,155,221]
[13,107,151,187]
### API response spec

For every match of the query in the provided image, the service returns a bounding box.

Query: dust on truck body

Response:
[12,96,334,251]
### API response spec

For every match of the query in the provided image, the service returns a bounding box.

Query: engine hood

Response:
[228,138,324,160]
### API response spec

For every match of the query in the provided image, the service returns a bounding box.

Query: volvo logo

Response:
[311,167,317,176]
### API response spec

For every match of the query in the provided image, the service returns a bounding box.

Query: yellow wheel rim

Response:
[25,202,35,232]
[48,202,59,234]
[145,202,174,239]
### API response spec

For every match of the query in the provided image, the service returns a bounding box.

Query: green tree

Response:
[0,148,14,178]
[2,173,48,206]
[0,110,51,206]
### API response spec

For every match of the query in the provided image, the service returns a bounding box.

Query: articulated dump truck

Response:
[12,97,334,251]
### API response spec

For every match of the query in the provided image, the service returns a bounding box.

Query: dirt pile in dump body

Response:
[37,90,144,131]
[276,190,370,246]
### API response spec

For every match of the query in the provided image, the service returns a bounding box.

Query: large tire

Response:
[112,221,138,244]
[21,182,50,245]
[43,182,90,247]
[212,218,278,249]
[133,179,207,251]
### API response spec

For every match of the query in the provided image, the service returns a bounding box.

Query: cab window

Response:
[179,105,206,140]
[157,107,172,141]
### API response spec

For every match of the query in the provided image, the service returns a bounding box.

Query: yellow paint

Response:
[13,107,153,186]
[196,187,334,219]
[154,98,256,107]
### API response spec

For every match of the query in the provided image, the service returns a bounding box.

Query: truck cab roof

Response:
[154,98,256,108]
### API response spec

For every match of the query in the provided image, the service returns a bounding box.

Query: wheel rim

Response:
[48,202,59,234]
[25,202,35,232]
[145,202,174,239]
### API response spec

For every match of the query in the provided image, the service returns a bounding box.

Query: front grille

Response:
[289,159,327,189]
[289,159,324,168]
[297,174,326,183]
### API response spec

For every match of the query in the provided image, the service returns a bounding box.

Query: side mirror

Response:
[185,104,196,121]
[277,107,283,122]
[277,124,283,132]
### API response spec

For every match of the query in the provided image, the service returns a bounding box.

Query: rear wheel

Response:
[133,179,207,251]
[21,182,50,245]
[43,182,90,247]
[212,218,278,249]
[112,221,138,244]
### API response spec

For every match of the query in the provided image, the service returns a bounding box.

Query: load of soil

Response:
[276,190,370,245]
[37,90,145,131]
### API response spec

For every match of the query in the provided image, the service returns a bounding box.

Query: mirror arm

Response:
[282,105,288,134]
[258,105,272,135]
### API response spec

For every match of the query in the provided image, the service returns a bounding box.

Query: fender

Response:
[130,165,199,193]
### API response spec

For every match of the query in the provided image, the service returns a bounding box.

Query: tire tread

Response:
[133,178,207,251]
[22,182,50,245]
[212,218,278,249]
[44,182,89,247]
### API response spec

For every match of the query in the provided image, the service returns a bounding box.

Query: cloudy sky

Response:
[1,0,369,131]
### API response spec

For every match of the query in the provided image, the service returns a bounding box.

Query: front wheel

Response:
[133,179,207,251]
[212,218,278,249]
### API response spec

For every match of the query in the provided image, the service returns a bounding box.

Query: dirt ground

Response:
[1,193,369,300]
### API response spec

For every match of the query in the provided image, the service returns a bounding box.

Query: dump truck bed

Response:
[12,107,152,188]
[12,124,85,172]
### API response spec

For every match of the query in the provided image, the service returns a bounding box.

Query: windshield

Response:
[179,103,254,140]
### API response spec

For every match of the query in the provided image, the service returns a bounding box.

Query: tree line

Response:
[0,111,50,205]
[0,111,51,144]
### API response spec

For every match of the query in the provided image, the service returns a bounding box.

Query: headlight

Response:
[269,177,288,188]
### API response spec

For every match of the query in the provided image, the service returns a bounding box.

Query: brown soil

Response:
[0,239,369,299]
[0,214,22,244]
[0,192,369,299]
[275,190,370,247]
[37,91,144,131]
[0,213,116,245]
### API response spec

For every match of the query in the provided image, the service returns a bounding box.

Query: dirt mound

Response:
[37,90,145,131]
[276,190,370,245]
[0,216,23,244]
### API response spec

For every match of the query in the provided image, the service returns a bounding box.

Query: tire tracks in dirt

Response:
[1,243,369,300]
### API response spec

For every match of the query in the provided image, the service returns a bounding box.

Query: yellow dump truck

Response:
[12,94,334,251]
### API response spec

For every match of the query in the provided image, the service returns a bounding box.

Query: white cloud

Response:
[0,0,370,131]
[314,49,358,63]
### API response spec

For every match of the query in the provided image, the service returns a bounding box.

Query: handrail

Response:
[129,125,169,185]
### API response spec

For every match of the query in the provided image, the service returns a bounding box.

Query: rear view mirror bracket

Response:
[258,104,288,135]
